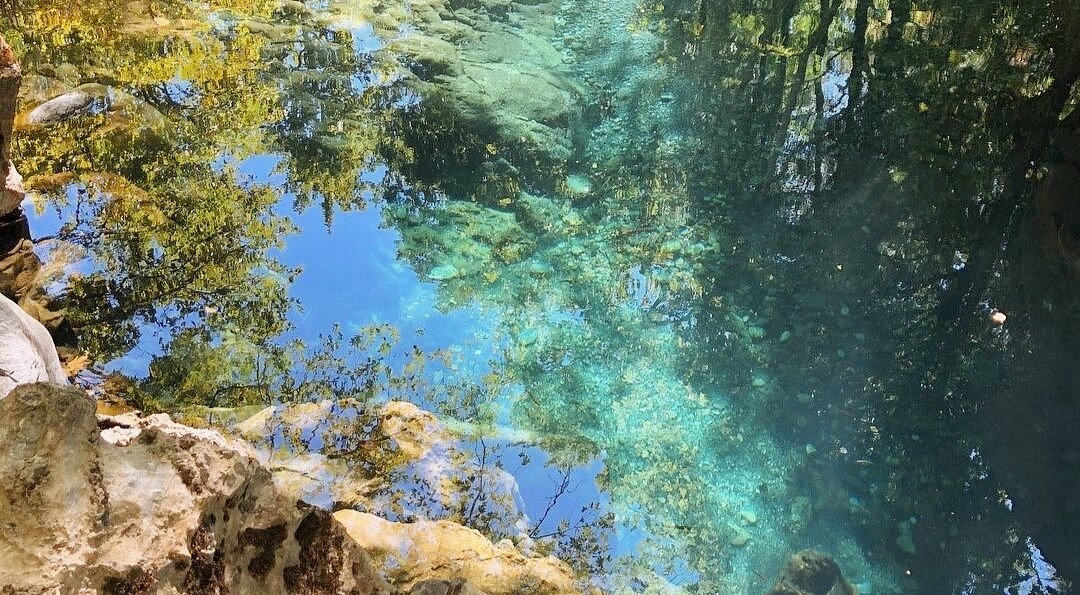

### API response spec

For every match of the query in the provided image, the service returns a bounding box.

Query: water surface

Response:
[6,0,1080,592]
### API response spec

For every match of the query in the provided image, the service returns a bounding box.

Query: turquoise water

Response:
[9,0,1080,592]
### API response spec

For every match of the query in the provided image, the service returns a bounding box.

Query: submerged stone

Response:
[528,261,554,276]
[563,173,592,196]
[428,263,460,280]
[25,90,93,124]
[727,522,751,546]
[765,549,858,595]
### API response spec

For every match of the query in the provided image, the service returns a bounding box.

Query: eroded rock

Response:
[0,383,576,594]
[0,382,391,594]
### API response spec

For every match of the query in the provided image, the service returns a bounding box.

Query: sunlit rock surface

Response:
[0,294,65,397]
[0,383,576,594]
[0,383,392,594]
[335,509,576,595]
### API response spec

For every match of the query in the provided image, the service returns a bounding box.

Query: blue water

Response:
[9,0,1079,592]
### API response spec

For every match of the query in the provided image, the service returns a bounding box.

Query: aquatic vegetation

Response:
[6,0,1080,592]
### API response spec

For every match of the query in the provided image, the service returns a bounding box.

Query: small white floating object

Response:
[990,310,1007,325]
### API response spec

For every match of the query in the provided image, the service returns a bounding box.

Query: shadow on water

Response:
[6,0,1080,592]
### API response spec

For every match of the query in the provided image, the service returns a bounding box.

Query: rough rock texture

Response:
[765,549,858,595]
[0,382,392,594]
[0,34,23,216]
[0,293,66,397]
[0,383,579,594]
[335,510,576,595]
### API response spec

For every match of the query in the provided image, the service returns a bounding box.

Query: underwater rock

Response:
[275,0,313,17]
[409,579,487,595]
[23,83,168,132]
[0,236,69,336]
[334,509,577,595]
[0,293,66,398]
[727,522,751,547]
[24,89,93,124]
[429,263,461,280]
[765,549,858,595]
[751,376,767,388]
[0,383,392,594]
[365,0,581,186]
[528,260,555,276]
[563,174,592,197]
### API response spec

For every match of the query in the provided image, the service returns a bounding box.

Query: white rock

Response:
[25,90,93,124]
[0,292,66,398]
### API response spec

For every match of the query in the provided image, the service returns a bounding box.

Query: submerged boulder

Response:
[24,88,94,124]
[235,399,533,542]
[21,83,168,131]
[765,549,859,595]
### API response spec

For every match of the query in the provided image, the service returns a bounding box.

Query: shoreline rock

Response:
[0,293,66,397]
[0,383,579,594]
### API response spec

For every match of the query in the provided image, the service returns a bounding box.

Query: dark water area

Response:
[4,0,1080,592]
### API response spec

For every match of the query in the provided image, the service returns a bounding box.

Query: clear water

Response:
[6,0,1080,592]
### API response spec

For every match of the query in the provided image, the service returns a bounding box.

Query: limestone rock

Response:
[765,549,858,595]
[335,510,577,594]
[0,383,392,594]
[0,293,66,397]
